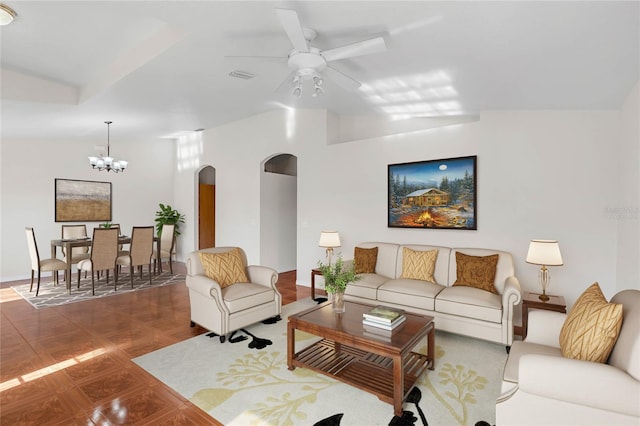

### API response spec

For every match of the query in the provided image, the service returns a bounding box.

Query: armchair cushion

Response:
[503,341,562,383]
[452,252,499,294]
[223,282,276,313]
[519,354,640,417]
[354,246,378,274]
[523,310,566,347]
[559,282,623,363]
[198,248,249,288]
[399,247,437,283]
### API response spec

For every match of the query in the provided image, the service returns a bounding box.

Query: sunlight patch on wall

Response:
[270,101,298,141]
[176,131,202,172]
[360,70,465,120]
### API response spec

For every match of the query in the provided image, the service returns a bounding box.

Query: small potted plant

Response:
[317,255,360,313]
[154,204,185,237]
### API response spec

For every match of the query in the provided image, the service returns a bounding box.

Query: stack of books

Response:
[362,305,406,337]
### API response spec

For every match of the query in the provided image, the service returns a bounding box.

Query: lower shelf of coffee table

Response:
[292,338,432,404]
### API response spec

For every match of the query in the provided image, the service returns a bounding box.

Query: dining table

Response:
[50,235,160,293]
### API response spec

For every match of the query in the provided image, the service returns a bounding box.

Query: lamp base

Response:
[538,266,550,302]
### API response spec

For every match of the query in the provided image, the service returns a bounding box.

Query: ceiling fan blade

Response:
[321,37,387,62]
[224,55,287,61]
[275,8,309,52]
[323,66,361,91]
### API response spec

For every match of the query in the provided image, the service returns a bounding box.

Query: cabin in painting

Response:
[404,188,449,207]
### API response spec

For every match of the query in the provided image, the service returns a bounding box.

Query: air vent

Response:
[228,70,254,80]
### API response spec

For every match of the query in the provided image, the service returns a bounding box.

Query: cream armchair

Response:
[496,289,640,425]
[186,247,282,342]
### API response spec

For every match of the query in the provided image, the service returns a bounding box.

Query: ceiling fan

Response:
[230,9,387,97]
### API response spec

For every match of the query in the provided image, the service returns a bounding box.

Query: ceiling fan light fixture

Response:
[271,8,387,97]
[0,4,17,26]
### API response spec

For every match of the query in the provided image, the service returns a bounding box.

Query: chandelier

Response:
[88,121,128,173]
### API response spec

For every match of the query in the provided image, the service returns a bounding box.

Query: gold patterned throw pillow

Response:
[559,282,623,363]
[453,252,499,294]
[198,248,249,289]
[354,247,378,274]
[400,248,438,283]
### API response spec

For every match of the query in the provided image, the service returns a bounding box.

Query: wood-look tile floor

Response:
[0,265,319,425]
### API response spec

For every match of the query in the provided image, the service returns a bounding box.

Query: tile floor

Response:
[0,265,315,425]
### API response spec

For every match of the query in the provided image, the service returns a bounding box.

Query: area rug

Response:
[11,271,185,309]
[134,299,507,426]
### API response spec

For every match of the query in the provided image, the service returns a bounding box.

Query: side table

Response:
[521,291,566,339]
[310,268,327,302]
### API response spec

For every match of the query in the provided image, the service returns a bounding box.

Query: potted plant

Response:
[154,204,185,237]
[317,255,360,313]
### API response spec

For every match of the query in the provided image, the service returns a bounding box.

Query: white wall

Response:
[616,83,640,291]
[179,106,634,317]
[260,170,297,272]
[172,109,325,265]
[300,110,622,311]
[0,136,175,281]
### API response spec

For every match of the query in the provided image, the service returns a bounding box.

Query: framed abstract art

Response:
[55,179,112,222]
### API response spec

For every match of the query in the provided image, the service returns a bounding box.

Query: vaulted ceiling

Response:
[1,1,638,142]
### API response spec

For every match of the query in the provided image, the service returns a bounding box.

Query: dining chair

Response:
[77,228,119,295]
[25,227,68,296]
[61,224,90,278]
[153,223,175,274]
[96,224,126,278]
[109,223,129,255]
[116,226,154,287]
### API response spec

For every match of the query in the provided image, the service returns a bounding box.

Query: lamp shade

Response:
[0,4,17,26]
[526,240,563,266]
[318,231,341,248]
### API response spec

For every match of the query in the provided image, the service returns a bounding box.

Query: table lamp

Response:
[526,239,563,301]
[319,231,341,265]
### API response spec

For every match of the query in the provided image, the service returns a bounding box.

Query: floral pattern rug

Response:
[134,299,507,425]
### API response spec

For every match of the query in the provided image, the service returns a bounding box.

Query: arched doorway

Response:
[261,154,297,272]
[198,165,216,249]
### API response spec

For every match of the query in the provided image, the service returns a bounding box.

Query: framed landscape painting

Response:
[55,179,112,222]
[388,156,477,230]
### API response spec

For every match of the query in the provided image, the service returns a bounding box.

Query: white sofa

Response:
[186,247,282,342]
[343,242,522,346]
[496,289,640,425]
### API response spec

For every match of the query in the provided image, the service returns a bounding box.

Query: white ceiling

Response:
[1,1,638,142]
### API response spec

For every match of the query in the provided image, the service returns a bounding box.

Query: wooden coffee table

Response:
[287,301,435,417]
